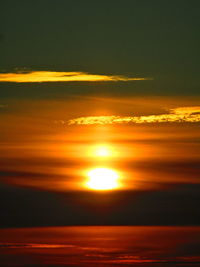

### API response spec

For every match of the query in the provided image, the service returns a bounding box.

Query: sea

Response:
[0,226,200,266]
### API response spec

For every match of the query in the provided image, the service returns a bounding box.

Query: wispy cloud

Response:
[67,106,200,125]
[0,71,152,83]
[0,104,6,108]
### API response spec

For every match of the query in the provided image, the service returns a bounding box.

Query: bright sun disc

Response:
[86,167,119,190]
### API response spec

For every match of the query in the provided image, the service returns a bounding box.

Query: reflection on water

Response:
[0,226,200,266]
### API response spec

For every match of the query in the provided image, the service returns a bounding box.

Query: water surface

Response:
[0,226,200,266]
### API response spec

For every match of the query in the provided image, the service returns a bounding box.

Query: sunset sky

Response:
[0,0,200,227]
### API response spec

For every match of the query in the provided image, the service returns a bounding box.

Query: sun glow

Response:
[86,168,120,190]
[89,144,119,159]
[94,145,111,157]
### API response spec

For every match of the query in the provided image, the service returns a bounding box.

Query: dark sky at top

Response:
[0,0,200,98]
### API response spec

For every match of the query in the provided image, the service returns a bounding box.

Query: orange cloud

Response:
[67,106,200,125]
[0,71,152,83]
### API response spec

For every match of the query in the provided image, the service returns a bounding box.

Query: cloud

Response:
[68,106,200,125]
[0,71,152,83]
[0,104,6,108]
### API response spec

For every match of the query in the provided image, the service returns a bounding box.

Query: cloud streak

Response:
[0,71,152,83]
[68,106,200,125]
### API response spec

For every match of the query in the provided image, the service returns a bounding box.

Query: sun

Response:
[86,167,119,190]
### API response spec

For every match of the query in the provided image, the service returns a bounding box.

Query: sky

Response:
[0,0,200,227]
